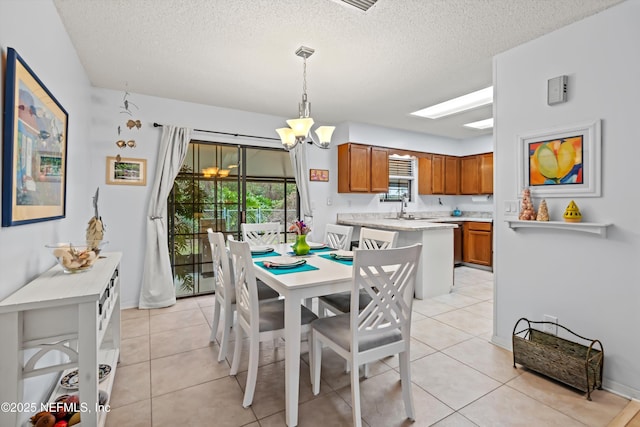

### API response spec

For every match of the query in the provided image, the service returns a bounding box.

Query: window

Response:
[380,155,415,202]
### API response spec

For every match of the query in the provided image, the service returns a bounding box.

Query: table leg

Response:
[284,294,302,427]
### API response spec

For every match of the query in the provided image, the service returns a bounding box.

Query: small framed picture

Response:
[106,156,147,186]
[310,168,329,182]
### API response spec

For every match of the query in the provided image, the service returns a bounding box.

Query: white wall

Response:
[0,0,94,418]
[494,0,640,398]
[0,0,94,301]
[89,88,289,308]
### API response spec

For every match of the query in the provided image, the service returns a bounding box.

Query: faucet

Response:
[399,194,409,218]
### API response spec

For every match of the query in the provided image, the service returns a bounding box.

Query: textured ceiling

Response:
[53,0,623,140]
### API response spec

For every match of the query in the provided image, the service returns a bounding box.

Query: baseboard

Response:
[603,380,640,400]
[606,399,640,427]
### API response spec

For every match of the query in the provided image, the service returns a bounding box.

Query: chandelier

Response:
[276,46,335,150]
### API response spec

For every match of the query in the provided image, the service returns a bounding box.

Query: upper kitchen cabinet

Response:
[460,152,493,195]
[432,154,445,194]
[444,156,460,195]
[418,155,433,195]
[338,143,389,193]
[479,152,493,194]
[418,154,458,195]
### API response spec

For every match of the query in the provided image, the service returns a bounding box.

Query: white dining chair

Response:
[227,238,318,408]
[324,224,353,250]
[241,222,281,245]
[207,229,280,363]
[318,227,399,316]
[310,243,422,427]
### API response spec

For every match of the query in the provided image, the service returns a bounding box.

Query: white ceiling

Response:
[53,0,623,140]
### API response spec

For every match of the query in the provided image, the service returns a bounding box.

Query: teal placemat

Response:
[319,253,353,266]
[251,251,281,259]
[255,261,319,275]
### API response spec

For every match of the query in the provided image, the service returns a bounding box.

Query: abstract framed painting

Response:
[2,48,69,226]
[517,120,601,197]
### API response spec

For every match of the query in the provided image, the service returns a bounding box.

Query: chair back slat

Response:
[358,227,398,250]
[208,229,235,303]
[325,224,353,250]
[228,239,260,334]
[350,244,422,348]
[241,222,281,245]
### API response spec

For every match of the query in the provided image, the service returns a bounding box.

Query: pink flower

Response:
[289,220,310,235]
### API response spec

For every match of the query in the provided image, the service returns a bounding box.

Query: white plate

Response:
[60,364,111,389]
[270,257,305,266]
[250,246,273,254]
[330,250,354,260]
[263,258,307,269]
[307,241,327,249]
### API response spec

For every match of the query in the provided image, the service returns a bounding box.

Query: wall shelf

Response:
[505,220,612,237]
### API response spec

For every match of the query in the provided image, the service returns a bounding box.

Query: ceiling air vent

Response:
[336,0,378,12]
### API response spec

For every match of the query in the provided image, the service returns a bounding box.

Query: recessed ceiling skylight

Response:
[411,87,493,119]
[463,118,494,129]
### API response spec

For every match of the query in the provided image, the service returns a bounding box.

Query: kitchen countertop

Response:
[336,212,493,232]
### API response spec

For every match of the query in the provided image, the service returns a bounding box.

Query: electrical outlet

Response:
[543,315,558,335]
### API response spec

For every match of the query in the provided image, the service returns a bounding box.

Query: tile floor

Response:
[108,266,629,426]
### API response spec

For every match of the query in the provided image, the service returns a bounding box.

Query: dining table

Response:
[250,242,354,427]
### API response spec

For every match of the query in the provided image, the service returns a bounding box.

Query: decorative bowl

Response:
[46,241,107,273]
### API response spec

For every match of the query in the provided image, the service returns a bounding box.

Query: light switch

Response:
[504,201,511,213]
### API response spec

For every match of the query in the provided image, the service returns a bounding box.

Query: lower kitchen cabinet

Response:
[462,222,493,267]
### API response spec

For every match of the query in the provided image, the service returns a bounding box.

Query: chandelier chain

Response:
[302,56,307,98]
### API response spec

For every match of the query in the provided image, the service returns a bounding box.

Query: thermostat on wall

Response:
[547,75,568,105]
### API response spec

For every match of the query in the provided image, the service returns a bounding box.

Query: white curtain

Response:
[139,126,192,309]
[289,144,313,235]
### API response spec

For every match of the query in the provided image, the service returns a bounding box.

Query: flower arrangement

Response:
[288,219,311,235]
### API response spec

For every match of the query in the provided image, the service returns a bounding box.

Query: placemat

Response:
[319,253,353,266]
[251,251,281,259]
[255,261,320,275]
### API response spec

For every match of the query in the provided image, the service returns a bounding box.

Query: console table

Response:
[0,252,122,427]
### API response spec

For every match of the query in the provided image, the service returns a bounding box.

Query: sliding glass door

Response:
[168,141,298,298]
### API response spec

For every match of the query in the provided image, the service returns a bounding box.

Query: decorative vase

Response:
[292,234,310,256]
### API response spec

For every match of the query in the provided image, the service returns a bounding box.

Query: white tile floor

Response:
[109,266,629,426]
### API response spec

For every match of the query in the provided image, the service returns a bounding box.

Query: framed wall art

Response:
[309,168,329,182]
[517,120,601,197]
[2,48,69,226]
[106,156,147,186]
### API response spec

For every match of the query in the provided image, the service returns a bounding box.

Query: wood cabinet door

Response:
[444,156,460,195]
[370,146,389,192]
[460,155,479,194]
[349,144,371,192]
[431,155,445,194]
[463,222,492,266]
[479,152,493,194]
[466,230,492,266]
[418,155,433,195]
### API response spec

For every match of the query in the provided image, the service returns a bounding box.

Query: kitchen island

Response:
[336,214,458,299]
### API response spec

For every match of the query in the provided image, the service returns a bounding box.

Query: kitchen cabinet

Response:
[419,154,459,195]
[337,143,389,193]
[463,222,492,267]
[431,154,445,194]
[453,222,463,265]
[418,155,432,195]
[479,152,493,194]
[460,152,493,195]
[444,156,460,195]
[0,253,122,427]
